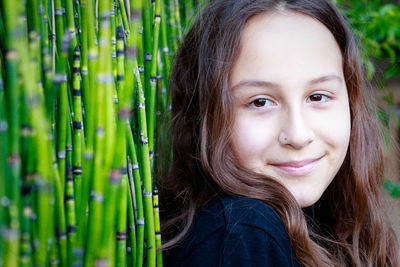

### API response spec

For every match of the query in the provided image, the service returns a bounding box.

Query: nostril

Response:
[278,121,315,149]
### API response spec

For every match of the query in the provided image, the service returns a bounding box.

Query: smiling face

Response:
[229,11,351,208]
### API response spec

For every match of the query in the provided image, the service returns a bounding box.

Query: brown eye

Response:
[253,98,267,107]
[307,94,329,102]
[249,97,275,108]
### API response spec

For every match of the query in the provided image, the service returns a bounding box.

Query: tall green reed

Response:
[0,0,197,265]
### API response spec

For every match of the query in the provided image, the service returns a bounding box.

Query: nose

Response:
[278,107,315,149]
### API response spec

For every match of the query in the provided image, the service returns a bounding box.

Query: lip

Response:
[270,156,323,176]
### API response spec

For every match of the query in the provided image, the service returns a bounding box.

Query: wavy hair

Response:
[159,0,399,266]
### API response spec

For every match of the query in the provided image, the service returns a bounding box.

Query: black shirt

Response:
[164,196,300,267]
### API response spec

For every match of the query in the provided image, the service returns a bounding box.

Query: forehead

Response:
[230,10,343,86]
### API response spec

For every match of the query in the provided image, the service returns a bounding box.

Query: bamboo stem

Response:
[126,123,145,267]
[146,0,161,165]
[153,187,163,267]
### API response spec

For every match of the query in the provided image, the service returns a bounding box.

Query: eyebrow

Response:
[231,75,343,91]
[309,75,343,85]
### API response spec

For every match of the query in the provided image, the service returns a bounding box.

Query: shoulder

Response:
[164,196,299,267]
[219,196,287,236]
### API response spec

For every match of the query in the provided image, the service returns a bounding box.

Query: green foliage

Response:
[337,0,400,198]
[336,0,400,80]
[385,179,400,198]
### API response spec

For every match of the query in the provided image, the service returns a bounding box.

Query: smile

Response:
[270,156,323,176]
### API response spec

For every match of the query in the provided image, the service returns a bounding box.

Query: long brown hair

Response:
[159,0,399,266]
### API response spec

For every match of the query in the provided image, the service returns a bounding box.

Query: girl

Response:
[159,0,399,266]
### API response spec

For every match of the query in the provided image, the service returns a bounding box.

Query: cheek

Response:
[230,115,277,164]
[315,106,351,154]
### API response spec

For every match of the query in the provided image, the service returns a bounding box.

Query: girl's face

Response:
[229,11,351,208]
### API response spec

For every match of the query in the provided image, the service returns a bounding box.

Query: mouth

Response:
[269,156,324,176]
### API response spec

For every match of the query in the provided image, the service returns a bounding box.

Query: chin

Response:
[288,182,329,208]
[294,193,321,208]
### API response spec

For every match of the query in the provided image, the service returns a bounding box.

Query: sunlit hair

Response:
[159,0,399,266]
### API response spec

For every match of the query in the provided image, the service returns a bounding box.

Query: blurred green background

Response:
[335,0,400,198]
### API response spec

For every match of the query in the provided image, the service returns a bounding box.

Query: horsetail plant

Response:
[0,0,199,265]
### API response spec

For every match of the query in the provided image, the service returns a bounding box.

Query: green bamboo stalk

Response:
[160,1,171,84]
[2,0,23,264]
[54,0,65,53]
[20,105,34,157]
[116,26,125,95]
[24,29,54,267]
[113,2,123,113]
[65,0,78,59]
[33,144,53,267]
[27,0,43,73]
[0,62,7,265]
[81,0,99,165]
[101,0,118,192]
[183,0,194,28]
[77,0,98,259]
[73,0,82,44]
[146,0,162,165]
[71,47,83,223]
[53,157,68,267]
[160,64,169,118]
[126,168,137,267]
[124,5,146,264]
[65,114,76,266]
[20,197,33,266]
[116,176,128,267]
[55,40,70,196]
[65,154,78,266]
[0,5,4,47]
[63,91,76,266]
[98,164,122,264]
[19,149,34,267]
[25,2,46,195]
[84,0,115,264]
[50,0,57,73]
[78,0,90,139]
[75,6,90,253]
[172,0,182,43]
[117,0,130,34]
[126,2,152,264]
[135,52,156,267]
[39,0,56,118]
[138,24,146,100]
[166,0,178,54]
[126,122,145,267]
[153,187,163,267]
[143,0,153,100]
[97,20,129,265]
[83,80,106,266]
[54,50,73,261]
[128,0,142,145]
[48,224,59,266]
[154,75,163,173]
[111,1,118,83]
[42,0,50,48]
[48,37,71,267]
[20,84,35,267]
[30,197,39,266]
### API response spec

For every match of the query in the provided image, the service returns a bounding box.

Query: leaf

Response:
[384,62,400,79]
[384,180,400,198]
[377,107,390,128]
[364,58,376,81]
